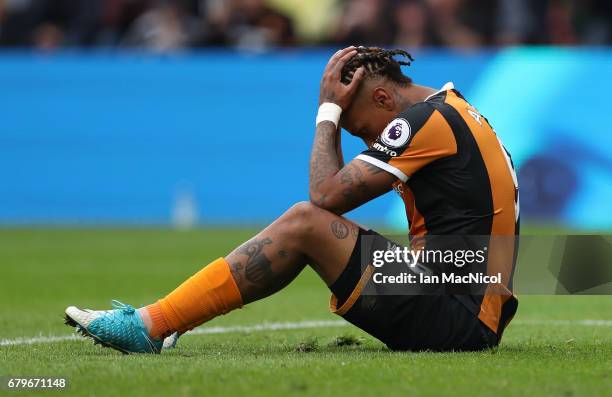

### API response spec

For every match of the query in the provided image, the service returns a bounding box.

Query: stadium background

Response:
[0,0,611,231]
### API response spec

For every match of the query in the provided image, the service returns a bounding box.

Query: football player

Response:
[65,46,519,353]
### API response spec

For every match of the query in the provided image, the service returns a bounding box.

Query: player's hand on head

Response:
[319,46,365,110]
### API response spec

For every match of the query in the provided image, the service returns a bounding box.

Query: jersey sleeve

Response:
[356,103,458,182]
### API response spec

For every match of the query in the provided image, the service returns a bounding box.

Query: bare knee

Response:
[286,201,318,218]
[280,201,322,238]
[283,201,320,223]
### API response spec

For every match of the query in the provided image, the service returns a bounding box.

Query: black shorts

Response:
[329,229,499,352]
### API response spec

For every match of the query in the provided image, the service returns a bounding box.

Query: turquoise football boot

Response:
[64,300,163,354]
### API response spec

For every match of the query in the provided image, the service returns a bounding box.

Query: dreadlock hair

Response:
[341,47,415,87]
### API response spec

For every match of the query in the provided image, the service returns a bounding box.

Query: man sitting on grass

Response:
[65,46,519,353]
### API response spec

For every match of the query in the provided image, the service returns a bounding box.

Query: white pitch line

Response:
[1,318,611,347]
[0,334,82,347]
[514,319,612,327]
[188,319,348,335]
[0,319,348,347]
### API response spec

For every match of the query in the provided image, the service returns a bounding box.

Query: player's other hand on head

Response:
[319,46,365,110]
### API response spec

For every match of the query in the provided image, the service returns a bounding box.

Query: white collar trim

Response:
[424,82,454,102]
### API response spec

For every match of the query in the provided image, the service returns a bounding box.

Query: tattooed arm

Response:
[309,120,395,214]
[336,127,344,168]
[310,47,356,188]
[309,120,342,207]
[309,151,396,215]
[310,47,396,214]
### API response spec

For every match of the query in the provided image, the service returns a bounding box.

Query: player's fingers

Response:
[347,67,366,92]
[332,46,356,62]
[325,47,355,74]
[332,49,357,78]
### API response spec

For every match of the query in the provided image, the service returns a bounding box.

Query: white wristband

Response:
[316,103,342,128]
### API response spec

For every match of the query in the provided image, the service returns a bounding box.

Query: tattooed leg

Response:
[225,201,361,304]
[134,201,362,337]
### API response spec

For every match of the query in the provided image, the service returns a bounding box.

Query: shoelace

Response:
[94,300,138,326]
[110,300,136,314]
[110,300,160,351]
[110,301,160,352]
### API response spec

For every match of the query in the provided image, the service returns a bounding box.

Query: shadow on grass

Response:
[30,332,607,360]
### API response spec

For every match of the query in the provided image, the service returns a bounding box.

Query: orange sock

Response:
[145,257,243,338]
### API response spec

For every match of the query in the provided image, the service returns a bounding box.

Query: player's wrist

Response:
[316,102,342,128]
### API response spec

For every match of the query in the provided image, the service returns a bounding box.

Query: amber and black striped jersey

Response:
[357,82,520,337]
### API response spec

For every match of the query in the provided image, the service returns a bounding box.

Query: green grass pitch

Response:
[1,228,611,397]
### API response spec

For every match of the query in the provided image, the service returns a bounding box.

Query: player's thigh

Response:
[277,201,361,285]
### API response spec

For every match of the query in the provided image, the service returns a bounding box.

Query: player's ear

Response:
[371,87,394,111]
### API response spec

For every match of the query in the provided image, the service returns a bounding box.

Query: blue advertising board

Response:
[0,49,610,229]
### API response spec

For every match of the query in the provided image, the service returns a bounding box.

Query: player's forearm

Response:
[309,121,342,210]
[310,156,395,215]
[311,46,365,211]
[336,129,345,168]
